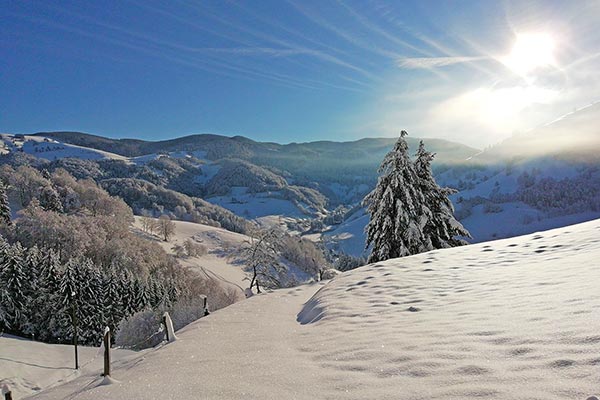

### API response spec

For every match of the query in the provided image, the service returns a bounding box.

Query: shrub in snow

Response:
[183,239,207,257]
[279,235,329,277]
[171,244,186,258]
[168,296,209,331]
[483,202,503,214]
[334,253,366,272]
[320,268,340,280]
[115,310,163,350]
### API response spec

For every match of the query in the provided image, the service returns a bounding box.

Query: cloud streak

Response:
[397,56,490,69]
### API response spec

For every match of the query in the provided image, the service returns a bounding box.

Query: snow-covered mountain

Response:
[22,218,600,400]
[1,131,478,222]
[325,104,600,257]
[4,110,599,260]
[0,134,127,161]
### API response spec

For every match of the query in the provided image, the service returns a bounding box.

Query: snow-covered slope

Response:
[132,217,250,291]
[324,208,370,257]
[132,217,316,293]
[325,103,600,256]
[28,218,600,400]
[0,134,128,161]
[0,334,138,399]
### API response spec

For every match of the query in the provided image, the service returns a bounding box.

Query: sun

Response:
[503,32,556,75]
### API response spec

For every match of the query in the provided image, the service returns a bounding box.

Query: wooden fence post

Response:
[203,296,210,316]
[162,312,177,342]
[71,291,79,370]
[162,314,169,342]
[2,384,12,400]
[103,327,111,377]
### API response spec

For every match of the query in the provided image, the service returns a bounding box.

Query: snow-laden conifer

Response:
[364,131,426,263]
[364,132,470,263]
[414,141,471,249]
[0,182,11,225]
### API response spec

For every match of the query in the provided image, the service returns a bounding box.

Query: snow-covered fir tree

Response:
[413,141,471,249]
[39,184,63,212]
[363,131,427,263]
[33,249,62,341]
[0,181,11,224]
[0,242,28,331]
[364,132,470,263]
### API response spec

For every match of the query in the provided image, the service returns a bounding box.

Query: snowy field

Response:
[23,218,600,400]
[0,134,128,161]
[132,217,250,291]
[0,335,138,399]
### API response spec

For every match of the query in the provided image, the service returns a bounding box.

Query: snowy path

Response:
[25,219,600,399]
[29,283,328,400]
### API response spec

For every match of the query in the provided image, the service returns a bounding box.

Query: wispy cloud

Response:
[397,56,490,69]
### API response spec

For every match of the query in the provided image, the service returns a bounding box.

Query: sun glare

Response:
[504,32,555,75]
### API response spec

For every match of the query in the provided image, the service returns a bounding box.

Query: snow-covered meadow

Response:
[0,135,128,161]
[20,218,600,400]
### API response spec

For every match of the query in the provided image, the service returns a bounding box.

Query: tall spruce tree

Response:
[0,242,28,332]
[414,141,471,249]
[0,237,13,330]
[34,249,63,341]
[0,181,11,225]
[364,131,470,263]
[363,131,426,263]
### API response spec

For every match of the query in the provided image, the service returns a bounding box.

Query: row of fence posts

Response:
[1,298,209,398]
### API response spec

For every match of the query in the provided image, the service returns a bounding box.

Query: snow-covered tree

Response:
[58,257,104,345]
[39,185,63,212]
[364,132,469,263]
[0,237,13,329]
[363,131,427,263]
[241,228,287,293]
[0,242,28,331]
[32,249,62,341]
[103,267,125,335]
[157,214,176,241]
[0,181,10,225]
[413,141,470,249]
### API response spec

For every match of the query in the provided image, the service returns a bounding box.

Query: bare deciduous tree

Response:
[157,215,176,242]
[241,228,286,294]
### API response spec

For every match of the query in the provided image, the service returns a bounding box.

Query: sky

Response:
[2,0,600,148]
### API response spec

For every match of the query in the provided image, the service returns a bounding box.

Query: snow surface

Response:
[324,208,370,257]
[0,134,128,161]
[132,217,250,291]
[26,218,600,400]
[207,190,308,219]
[0,334,137,399]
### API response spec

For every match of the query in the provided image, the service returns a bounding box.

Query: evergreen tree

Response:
[0,181,11,225]
[0,237,13,330]
[363,131,426,263]
[58,257,104,345]
[34,249,63,342]
[103,267,125,336]
[364,132,469,263]
[21,245,42,337]
[132,277,150,312]
[0,242,28,332]
[39,185,63,212]
[119,270,138,318]
[413,141,471,249]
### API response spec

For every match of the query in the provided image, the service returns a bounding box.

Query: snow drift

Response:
[27,219,600,400]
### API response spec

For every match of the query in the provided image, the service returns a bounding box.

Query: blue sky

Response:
[2,0,599,147]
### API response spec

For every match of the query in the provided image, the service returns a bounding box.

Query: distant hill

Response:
[325,103,600,256]
[13,109,600,259]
